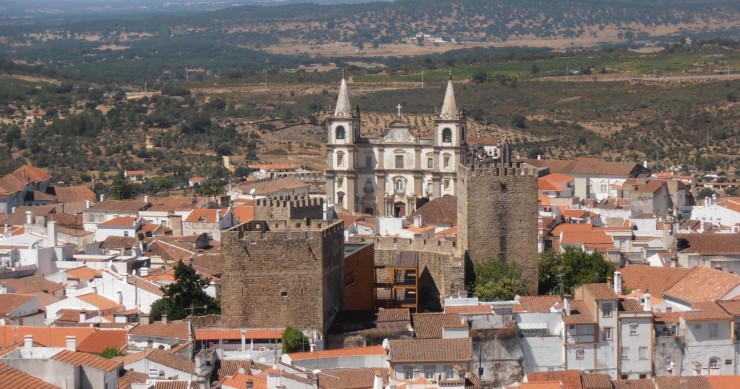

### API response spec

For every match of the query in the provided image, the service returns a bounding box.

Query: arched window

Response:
[335,126,346,140]
[395,179,404,193]
[337,191,345,206]
[442,128,452,143]
[709,358,719,369]
[443,153,451,168]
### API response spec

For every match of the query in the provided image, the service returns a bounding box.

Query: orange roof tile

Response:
[581,373,613,389]
[54,186,97,203]
[0,275,65,295]
[560,231,612,245]
[76,293,123,311]
[705,375,740,389]
[412,313,467,339]
[129,321,190,339]
[512,382,563,389]
[389,338,472,363]
[99,216,137,227]
[52,349,121,372]
[232,205,255,224]
[125,170,145,176]
[677,233,740,255]
[581,283,619,300]
[0,294,36,316]
[194,328,283,341]
[288,345,386,361]
[664,266,740,304]
[445,305,493,315]
[562,300,595,325]
[65,266,102,281]
[538,178,567,192]
[523,158,645,178]
[681,301,732,322]
[0,362,59,389]
[377,308,411,322]
[184,208,226,223]
[654,376,711,389]
[619,265,690,295]
[515,295,563,313]
[77,329,127,354]
[0,325,95,348]
[527,370,583,389]
[552,223,593,236]
[221,372,253,389]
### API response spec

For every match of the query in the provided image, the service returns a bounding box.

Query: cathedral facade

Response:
[325,76,467,217]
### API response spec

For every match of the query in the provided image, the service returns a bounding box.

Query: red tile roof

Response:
[147,349,195,374]
[523,158,645,177]
[681,301,732,322]
[0,362,59,389]
[664,266,740,304]
[54,186,97,203]
[389,338,472,363]
[581,373,613,389]
[407,196,457,226]
[232,205,255,224]
[514,295,563,313]
[99,216,137,227]
[527,370,583,389]
[0,294,36,316]
[288,345,386,361]
[0,325,95,347]
[562,300,595,325]
[52,349,121,372]
[77,329,128,354]
[76,293,123,311]
[581,283,619,300]
[194,328,283,341]
[65,266,102,281]
[717,299,740,316]
[184,208,226,223]
[0,275,65,295]
[87,199,149,213]
[412,313,467,339]
[677,233,740,255]
[705,375,740,389]
[560,231,612,245]
[377,308,411,322]
[315,368,389,389]
[654,376,711,389]
[619,265,690,295]
[445,304,493,315]
[153,381,198,389]
[612,379,654,389]
[552,223,593,236]
[0,165,50,195]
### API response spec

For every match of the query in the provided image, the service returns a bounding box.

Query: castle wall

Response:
[457,164,539,294]
[253,196,323,221]
[220,220,344,335]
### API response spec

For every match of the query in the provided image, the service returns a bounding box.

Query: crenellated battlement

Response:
[347,235,458,253]
[459,163,538,178]
[255,195,324,209]
[253,195,324,221]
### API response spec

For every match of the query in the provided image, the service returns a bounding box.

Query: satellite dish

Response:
[381,338,389,350]
[249,188,256,196]
[258,357,266,362]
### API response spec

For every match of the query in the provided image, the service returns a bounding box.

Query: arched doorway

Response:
[394,201,406,217]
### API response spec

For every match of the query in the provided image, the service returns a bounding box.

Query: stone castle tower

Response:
[456,146,539,295]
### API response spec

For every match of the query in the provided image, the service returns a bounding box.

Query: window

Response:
[365,155,372,168]
[709,323,719,338]
[694,324,702,330]
[630,323,638,335]
[424,367,434,380]
[427,182,433,195]
[280,291,288,298]
[601,303,612,317]
[442,128,452,143]
[639,347,648,360]
[337,192,345,206]
[337,177,344,187]
[600,183,607,192]
[445,367,454,379]
[575,348,584,360]
[124,231,129,237]
[726,359,733,365]
[395,179,404,194]
[709,358,719,369]
[427,158,433,169]
[444,179,450,190]
[665,307,672,312]
[395,155,404,169]
[443,154,451,168]
[603,327,613,340]
[621,347,629,360]
[335,126,345,140]
[364,180,373,193]
[336,151,345,167]
[404,366,413,380]
[639,374,647,379]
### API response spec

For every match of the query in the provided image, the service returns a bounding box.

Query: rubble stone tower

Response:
[456,157,539,295]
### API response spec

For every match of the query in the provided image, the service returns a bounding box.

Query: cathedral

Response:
[325,75,467,217]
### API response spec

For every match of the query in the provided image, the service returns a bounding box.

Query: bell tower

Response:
[325,75,359,211]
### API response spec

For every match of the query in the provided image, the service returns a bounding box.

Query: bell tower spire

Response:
[334,72,352,118]
[439,71,458,120]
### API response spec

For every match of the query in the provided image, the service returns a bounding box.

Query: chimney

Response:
[563,294,571,316]
[373,374,384,389]
[47,221,58,247]
[100,194,105,202]
[3,224,8,238]
[241,328,247,352]
[66,335,76,351]
[643,293,652,311]
[216,209,222,221]
[25,210,33,225]
[161,313,167,324]
[144,195,149,203]
[140,314,150,326]
[413,214,422,227]
[85,200,90,209]
[80,309,87,323]
[614,271,622,294]
[140,267,149,277]
[24,335,33,348]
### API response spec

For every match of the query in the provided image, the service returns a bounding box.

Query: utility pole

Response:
[420,66,424,88]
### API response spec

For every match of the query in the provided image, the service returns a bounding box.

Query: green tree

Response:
[149,261,220,321]
[538,248,616,295]
[530,63,540,75]
[282,326,310,353]
[473,259,528,301]
[697,187,717,200]
[472,70,488,84]
[100,347,125,359]
[108,171,133,200]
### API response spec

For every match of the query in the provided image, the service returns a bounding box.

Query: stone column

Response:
[376,172,386,216]
[325,171,335,203]
[346,172,357,212]
[413,172,423,199]
[377,147,385,169]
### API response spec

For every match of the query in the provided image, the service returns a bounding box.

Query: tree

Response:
[282,326,310,353]
[108,171,133,200]
[538,247,616,295]
[100,347,125,359]
[473,259,528,301]
[530,63,540,75]
[697,187,717,200]
[472,70,488,84]
[149,261,220,321]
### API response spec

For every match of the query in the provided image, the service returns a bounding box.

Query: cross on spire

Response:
[342,68,346,80]
[449,70,452,80]
[396,104,402,117]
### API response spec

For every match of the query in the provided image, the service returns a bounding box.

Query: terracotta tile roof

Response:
[716,299,740,316]
[515,295,563,313]
[677,233,740,255]
[581,283,619,300]
[189,253,222,277]
[377,308,411,322]
[389,338,472,363]
[119,370,149,388]
[52,349,121,372]
[619,299,644,313]
[542,173,575,185]
[147,349,195,374]
[221,371,253,389]
[315,368,389,389]
[76,293,122,311]
[653,312,681,324]
[619,265,690,295]
[236,177,309,196]
[216,360,253,381]
[511,382,563,389]
[0,325,95,347]
[153,382,198,389]
[407,195,457,226]
[582,373,613,389]
[232,205,255,224]
[681,301,732,322]
[3,204,58,225]
[562,300,595,325]
[288,345,386,361]
[184,208,227,223]
[87,200,149,213]
[445,304,493,315]
[705,375,740,389]
[716,197,740,213]
[54,186,97,203]
[194,328,283,341]
[523,158,646,177]
[663,266,740,304]
[112,349,153,366]
[527,371,582,389]
[100,236,139,250]
[0,165,50,195]
[55,308,91,323]
[552,224,593,236]
[654,376,711,389]
[147,240,194,263]
[612,379,654,389]
[560,231,612,245]
[0,362,59,389]
[65,266,102,281]
[412,313,467,339]
[99,216,137,227]
[0,294,36,316]
[146,196,203,212]
[140,223,172,235]
[129,321,190,339]
[77,329,127,354]
[539,178,567,192]
[28,291,62,309]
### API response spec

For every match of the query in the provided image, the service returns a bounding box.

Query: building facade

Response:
[325,76,466,217]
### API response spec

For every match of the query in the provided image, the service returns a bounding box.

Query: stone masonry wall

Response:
[220,220,344,335]
[457,164,539,294]
[253,196,323,221]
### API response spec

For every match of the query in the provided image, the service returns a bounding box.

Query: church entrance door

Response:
[394,202,406,217]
